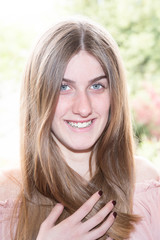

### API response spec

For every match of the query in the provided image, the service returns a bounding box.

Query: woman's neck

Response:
[56,141,96,180]
[64,151,94,180]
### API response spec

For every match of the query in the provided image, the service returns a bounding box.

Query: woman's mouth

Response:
[66,120,92,129]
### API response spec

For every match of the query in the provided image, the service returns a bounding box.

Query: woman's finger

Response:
[87,211,117,239]
[40,203,64,230]
[82,200,116,231]
[70,190,103,223]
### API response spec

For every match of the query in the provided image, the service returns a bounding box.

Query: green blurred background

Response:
[0,0,160,169]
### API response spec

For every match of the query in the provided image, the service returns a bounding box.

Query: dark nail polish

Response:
[98,190,103,196]
[113,212,117,218]
[112,200,116,206]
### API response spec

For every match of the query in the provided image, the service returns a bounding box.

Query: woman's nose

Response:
[72,91,92,117]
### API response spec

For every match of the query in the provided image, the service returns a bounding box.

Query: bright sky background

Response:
[0,0,71,31]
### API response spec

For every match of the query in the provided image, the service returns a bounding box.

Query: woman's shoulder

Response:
[0,168,22,202]
[132,160,160,240]
[135,156,159,183]
[134,157,160,208]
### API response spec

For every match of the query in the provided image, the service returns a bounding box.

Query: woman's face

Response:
[51,50,110,152]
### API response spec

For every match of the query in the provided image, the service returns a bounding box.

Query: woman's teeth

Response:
[67,120,92,128]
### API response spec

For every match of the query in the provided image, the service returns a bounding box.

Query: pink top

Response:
[130,179,160,240]
[0,179,160,240]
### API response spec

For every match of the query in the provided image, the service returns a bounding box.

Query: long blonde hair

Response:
[13,18,139,240]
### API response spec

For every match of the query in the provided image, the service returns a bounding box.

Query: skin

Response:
[52,50,110,179]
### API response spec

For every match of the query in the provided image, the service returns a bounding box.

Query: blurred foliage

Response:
[132,83,160,140]
[136,136,160,165]
[66,0,160,91]
[0,24,34,84]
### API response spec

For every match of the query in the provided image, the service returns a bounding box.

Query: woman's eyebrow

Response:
[89,75,107,84]
[62,75,107,84]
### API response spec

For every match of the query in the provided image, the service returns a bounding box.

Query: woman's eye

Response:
[91,83,104,90]
[60,84,70,91]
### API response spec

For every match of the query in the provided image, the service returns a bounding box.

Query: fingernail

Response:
[98,190,103,196]
[112,200,116,206]
[113,212,117,218]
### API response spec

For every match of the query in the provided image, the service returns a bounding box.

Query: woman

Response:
[0,18,160,240]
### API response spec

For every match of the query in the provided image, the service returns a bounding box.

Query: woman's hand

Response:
[36,191,117,240]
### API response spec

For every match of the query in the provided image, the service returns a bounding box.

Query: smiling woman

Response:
[0,17,160,240]
[52,51,110,155]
